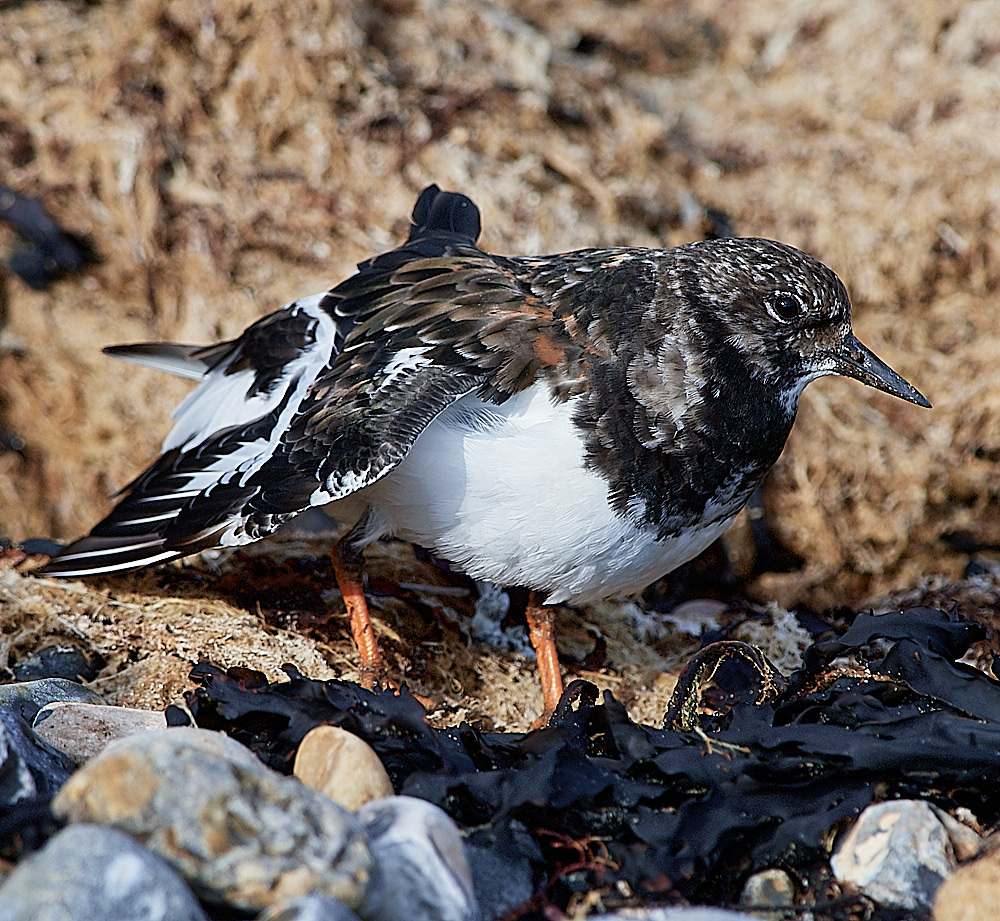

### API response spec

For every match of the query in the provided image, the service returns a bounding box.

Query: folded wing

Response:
[40,185,572,578]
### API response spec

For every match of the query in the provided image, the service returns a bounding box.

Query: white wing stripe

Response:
[50,538,170,562]
[130,490,202,504]
[107,350,208,380]
[101,511,184,528]
[45,551,180,578]
[376,346,432,388]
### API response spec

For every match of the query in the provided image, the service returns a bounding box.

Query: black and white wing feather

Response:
[40,185,583,578]
[40,290,346,576]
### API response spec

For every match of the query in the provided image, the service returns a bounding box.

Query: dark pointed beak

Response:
[832,333,931,408]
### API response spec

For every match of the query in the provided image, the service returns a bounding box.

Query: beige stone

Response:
[933,849,1000,921]
[293,726,394,811]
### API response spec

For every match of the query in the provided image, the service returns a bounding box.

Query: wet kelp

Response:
[181,607,1000,912]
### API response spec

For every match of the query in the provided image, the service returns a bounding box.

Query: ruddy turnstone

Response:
[41,184,930,718]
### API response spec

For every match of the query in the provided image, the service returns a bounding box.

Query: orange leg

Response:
[526,592,564,723]
[331,538,384,689]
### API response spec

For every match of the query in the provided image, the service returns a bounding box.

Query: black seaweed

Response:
[177,606,1000,916]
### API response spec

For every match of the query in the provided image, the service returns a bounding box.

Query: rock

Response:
[739,868,796,916]
[356,795,478,921]
[0,677,105,722]
[53,727,373,913]
[464,825,538,921]
[32,701,166,764]
[933,846,1000,921]
[469,583,532,654]
[0,708,75,802]
[258,893,364,921]
[0,823,209,921]
[15,538,65,558]
[930,804,984,862]
[293,725,394,811]
[831,799,958,911]
[13,642,103,683]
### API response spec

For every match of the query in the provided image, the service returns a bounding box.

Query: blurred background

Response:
[2,0,998,610]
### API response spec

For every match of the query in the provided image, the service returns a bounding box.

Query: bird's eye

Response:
[769,293,802,322]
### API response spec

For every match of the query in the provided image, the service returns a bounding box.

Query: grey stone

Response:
[930,804,984,862]
[831,799,956,911]
[258,894,364,921]
[0,708,75,803]
[464,825,537,921]
[0,677,105,723]
[53,727,373,913]
[356,795,478,921]
[470,583,532,655]
[0,823,208,921]
[13,643,102,683]
[33,701,166,764]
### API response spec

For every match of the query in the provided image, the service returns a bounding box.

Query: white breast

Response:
[340,383,736,604]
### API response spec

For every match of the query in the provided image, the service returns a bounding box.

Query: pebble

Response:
[257,893,365,921]
[469,583,533,655]
[12,642,103,683]
[932,805,985,862]
[933,845,1000,921]
[739,868,796,917]
[52,726,374,913]
[0,677,105,723]
[32,701,167,764]
[831,799,968,911]
[464,826,538,921]
[0,707,75,802]
[356,795,478,921]
[293,725,394,810]
[0,823,209,921]
[13,692,991,921]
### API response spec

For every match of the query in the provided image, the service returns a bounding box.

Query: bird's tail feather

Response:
[37,533,182,578]
[38,517,232,578]
[103,340,238,380]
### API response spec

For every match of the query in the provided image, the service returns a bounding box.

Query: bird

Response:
[39,184,931,720]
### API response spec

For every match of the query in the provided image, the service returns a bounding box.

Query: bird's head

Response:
[678,237,930,410]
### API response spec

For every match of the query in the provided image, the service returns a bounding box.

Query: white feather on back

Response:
[162,293,337,453]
